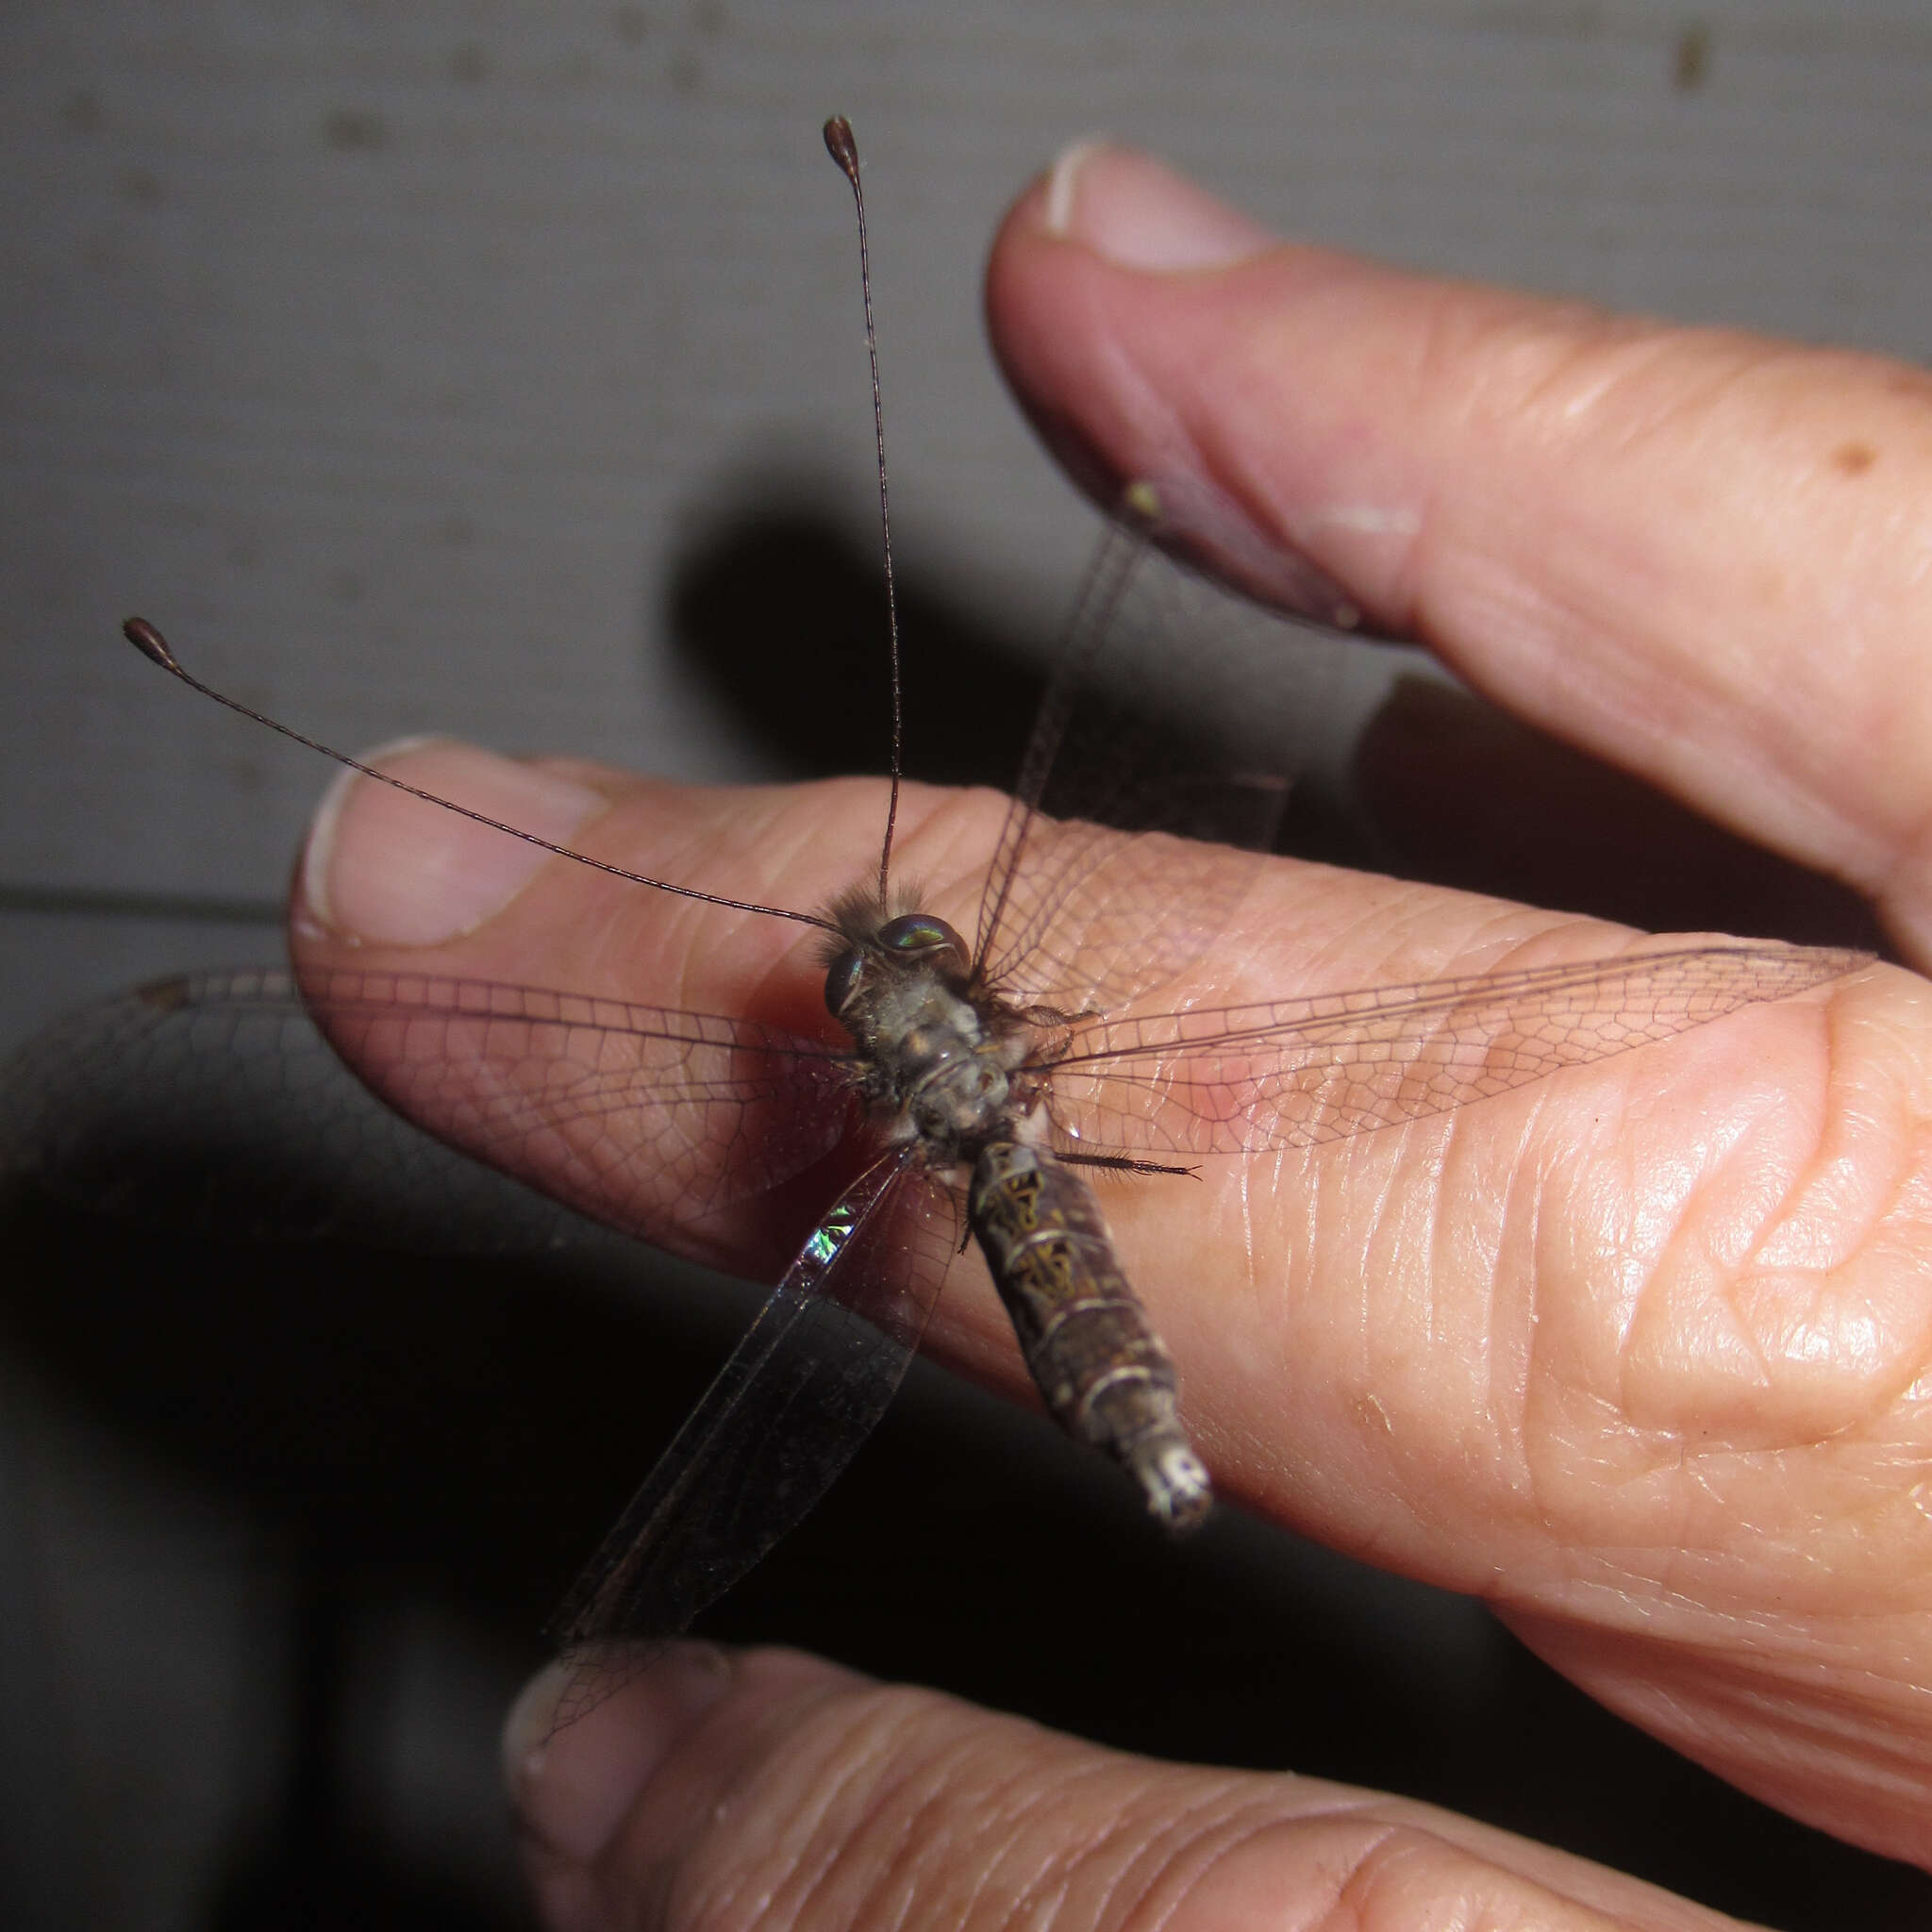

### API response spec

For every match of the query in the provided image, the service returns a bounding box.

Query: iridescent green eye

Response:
[877,913,965,960]
[824,949,864,1017]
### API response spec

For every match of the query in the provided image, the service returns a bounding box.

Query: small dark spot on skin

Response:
[323,108,387,153]
[440,512,475,546]
[1832,441,1877,476]
[329,569,364,604]
[227,535,261,569]
[120,167,162,207]
[448,42,489,84]
[614,5,648,42]
[1674,22,1710,92]
[62,89,103,134]
[669,49,702,93]
[692,0,726,35]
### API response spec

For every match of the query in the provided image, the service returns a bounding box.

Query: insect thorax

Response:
[822,906,1037,1159]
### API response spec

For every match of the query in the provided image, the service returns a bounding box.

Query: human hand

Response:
[290,140,1931,1925]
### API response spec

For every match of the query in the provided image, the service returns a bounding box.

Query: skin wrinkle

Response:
[1724,1042,1924,1439]
[1513,562,1747,814]
[1539,1559,1893,1676]
[1655,1449,1748,1615]
[1124,1780,1323,1932]
[1130,1811,1276,1932]
[1352,1136,1453,1530]
[951,1767,1075,1932]
[1324,1827,1441,1932]
[1580,329,1778,461]
[1626,1648,1930,1796]
[801,1712,963,1932]
[1391,319,1900,889]
[698,1684,912,1929]
[828,1707,1003,1928]
[899,1719,1106,1927]
[1419,1105,1459,1357]
[1058,1762,1260,1927]
[1018,1780,1186,1932]
[1332,1132,1401,1479]
[1657,1132,1790,1412]
[1102,1786,1370,1932]
[1351,1824,1624,1932]
[1231,1135,1265,1363]
[902,1730,1076,1930]
[1158,1811,1379,1932]
[1624,1080,1781,1400]
[1486,1090,1549,1515]
[906,1738,1185,1930]
[1386,1116,1475,1433]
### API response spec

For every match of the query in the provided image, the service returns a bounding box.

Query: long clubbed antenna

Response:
[121,617,839,933]
[823,115,903,911]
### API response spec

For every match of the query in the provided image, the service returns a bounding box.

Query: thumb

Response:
[503,1643,1755,1932]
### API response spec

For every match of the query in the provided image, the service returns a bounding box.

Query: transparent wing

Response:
[985,824,1273,1022]
[1040,941,1870,1158]
[3,968,858,1249]
[548,1146,959,1728]
[974,500,1391,1017]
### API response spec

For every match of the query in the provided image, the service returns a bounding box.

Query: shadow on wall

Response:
[660,483,1883,953]
[660,491,1048,791]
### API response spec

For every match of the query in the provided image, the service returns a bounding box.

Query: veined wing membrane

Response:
[1041,941,1871,1158]
[974,516,1378,1017]
[548,1146,958,1728]
[5,969,858,1249]
[296,967,858,1237]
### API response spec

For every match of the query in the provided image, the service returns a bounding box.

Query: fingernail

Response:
[300,738,604,946]
[505,1644,736,1863]
[1041,138,1276,272]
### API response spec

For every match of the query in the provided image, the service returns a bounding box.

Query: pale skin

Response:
[289,141,1932,1928]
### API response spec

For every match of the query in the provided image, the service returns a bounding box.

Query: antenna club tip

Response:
[123,616,180,673]
[823,115,860,183]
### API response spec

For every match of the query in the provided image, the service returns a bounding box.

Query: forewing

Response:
[547,1147,958,1727]
[974,508,1391,1016]
[984,823,1273,1021]
[1041,942,1869,1158]
[3,968,857,1250]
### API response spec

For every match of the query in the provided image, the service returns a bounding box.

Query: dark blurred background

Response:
[3,5,1928,1926]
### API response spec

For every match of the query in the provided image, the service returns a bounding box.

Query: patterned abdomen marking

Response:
[969,1141,1211,1529]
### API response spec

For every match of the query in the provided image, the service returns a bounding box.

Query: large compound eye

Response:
[824,948,865,1018]
[876,913,967,966]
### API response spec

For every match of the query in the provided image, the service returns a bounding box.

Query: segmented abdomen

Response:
[968,1140,1211,1529]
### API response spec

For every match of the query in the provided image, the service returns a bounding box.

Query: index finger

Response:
[985,142,1932,962]
[290,741,1925,1858]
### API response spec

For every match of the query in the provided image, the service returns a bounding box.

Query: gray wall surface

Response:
[8,2,1932,1046]
[5,6,1931,1929]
